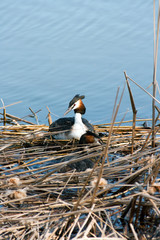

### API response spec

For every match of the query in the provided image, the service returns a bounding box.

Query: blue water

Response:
[0,1,158,125]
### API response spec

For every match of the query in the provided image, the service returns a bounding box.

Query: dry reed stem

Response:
[0,100,22,110]
[152,0,160,147]
[129,223,139,240]
[124,72,137,154]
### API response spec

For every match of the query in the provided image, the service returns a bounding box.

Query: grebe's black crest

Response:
[69,94,85,108]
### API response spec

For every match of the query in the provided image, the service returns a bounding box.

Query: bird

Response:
[79,131,102,144]
[49,94,94,140]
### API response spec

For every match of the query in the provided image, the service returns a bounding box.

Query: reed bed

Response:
[0,113,160,240]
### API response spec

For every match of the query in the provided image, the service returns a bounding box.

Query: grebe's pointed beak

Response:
[64,106,73,116]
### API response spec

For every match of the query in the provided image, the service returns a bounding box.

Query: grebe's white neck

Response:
[74,112,83,124]
[68,112,88,140]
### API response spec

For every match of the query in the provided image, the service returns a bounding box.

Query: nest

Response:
[0,113,160,240]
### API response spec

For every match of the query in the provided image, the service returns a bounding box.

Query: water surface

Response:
[0,1,156,125]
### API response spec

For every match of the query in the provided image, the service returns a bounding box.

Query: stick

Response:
[124,72,137,154]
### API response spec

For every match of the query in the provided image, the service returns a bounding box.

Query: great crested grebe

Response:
[49,94,94,140]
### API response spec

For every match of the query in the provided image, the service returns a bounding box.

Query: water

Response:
[0,1,157,126]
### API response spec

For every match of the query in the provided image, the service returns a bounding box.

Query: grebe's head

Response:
[79,131,102,144]
[64,94,86,115]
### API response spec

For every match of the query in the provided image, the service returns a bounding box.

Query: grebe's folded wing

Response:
[82,118,94,132]
[49,117,74,132]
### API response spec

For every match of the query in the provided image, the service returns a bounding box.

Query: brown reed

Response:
[0,108,160,239]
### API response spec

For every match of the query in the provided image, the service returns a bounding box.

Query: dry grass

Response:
[0,114,160,240]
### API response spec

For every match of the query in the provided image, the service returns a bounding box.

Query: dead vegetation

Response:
[0,109,160,240]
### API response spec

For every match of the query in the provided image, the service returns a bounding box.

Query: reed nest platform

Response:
[0,118,160,240]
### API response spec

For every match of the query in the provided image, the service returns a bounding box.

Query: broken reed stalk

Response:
[126,75,160,104]
[3,108,6,126]
[29,107,39,125]
[124,72,137,154]
[152,0,160,147]
[46,106,52,125]
[1,99,6,126]
[125,73,160,149]
[0,100,22,110]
